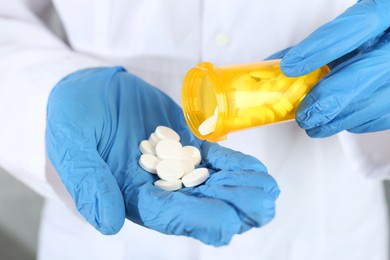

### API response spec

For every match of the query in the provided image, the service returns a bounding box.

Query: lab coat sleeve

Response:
[338,131,390,180]
[0,1,109,201]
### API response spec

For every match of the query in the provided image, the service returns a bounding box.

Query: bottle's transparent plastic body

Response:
[182,59,329,142]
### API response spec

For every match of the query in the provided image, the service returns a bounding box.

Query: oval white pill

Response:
[198,114,217,136]
[139,140,156,155]
[139,154,160,174]
[182,168,210,187]
[181,146,201,165]
[149,133,160,146]
[156,159,186,181]
[155,126,180,142]
[154,179,182,191]
[214,107,219,116]
[155,139,182,160]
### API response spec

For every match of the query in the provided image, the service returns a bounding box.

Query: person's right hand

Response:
[46,67,280,246]
[280,0,390,137]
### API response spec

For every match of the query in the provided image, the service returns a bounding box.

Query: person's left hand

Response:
[46,67,280,246]
[280,0,390,137]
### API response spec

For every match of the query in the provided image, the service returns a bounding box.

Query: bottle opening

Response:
[182,63,225,141]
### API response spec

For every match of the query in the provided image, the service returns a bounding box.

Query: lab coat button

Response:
[215,33,231,48]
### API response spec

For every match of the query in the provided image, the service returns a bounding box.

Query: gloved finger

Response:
[327,30,389,70]
[196,184,277,228]
[264,46,293,60]
[305,81,390,137]
[200,142,267,172]
[205,170,279,198]
[281,0,390,76]
[46,80,125,235]
[348,115,390,133]
[296,41,390,130]
[327,49,360,70]
[124,181,245,246]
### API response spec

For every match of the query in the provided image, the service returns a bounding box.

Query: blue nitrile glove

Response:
[46,66,280,246]
[280,0,390,137]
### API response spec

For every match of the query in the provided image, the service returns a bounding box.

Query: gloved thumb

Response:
[200,142,267,172]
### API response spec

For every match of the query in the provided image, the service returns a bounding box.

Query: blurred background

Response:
[0,168,43,260]
[1,166,390,259]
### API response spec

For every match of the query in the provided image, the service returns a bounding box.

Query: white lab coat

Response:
[1,1,389,259]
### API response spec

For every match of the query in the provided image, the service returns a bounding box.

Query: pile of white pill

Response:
[139,126,210,191]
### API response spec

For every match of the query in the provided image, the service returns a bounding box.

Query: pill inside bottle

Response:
[181,59,329,142]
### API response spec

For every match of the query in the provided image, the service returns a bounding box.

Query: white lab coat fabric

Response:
[1,1,389,259]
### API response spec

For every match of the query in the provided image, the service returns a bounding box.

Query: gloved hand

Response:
[46,66,280,246]
[280,0,390,137]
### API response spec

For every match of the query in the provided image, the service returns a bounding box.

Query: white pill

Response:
[155,126,180,142]
[272,97,293,117]
[156,159,186,181]
[179,158,196,175]
[155,139,182,160]
[213,107,219,116]
[154,179,182,191]
[198,114,217,136]
[139,154,160,174]
[248,69,276,79]
[181,146,201,166]
[149,133,160,146]
[182,168,210,187]
[139,140,156,155]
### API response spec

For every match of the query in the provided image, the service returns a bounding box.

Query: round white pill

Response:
[139,154,160,174]
[155,139,182,160]
[181,146,201,166]
[154,179,182,191]
[139,140,156,155]
[179,158,195,175]
[149,133,160,146]
[156,159,186,181]
[182,168,210,187]
[198,114,217,136]
[155,126,180,142]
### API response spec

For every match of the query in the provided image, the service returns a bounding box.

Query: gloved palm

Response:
[46,67,279,246]
[280,0,390,137]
